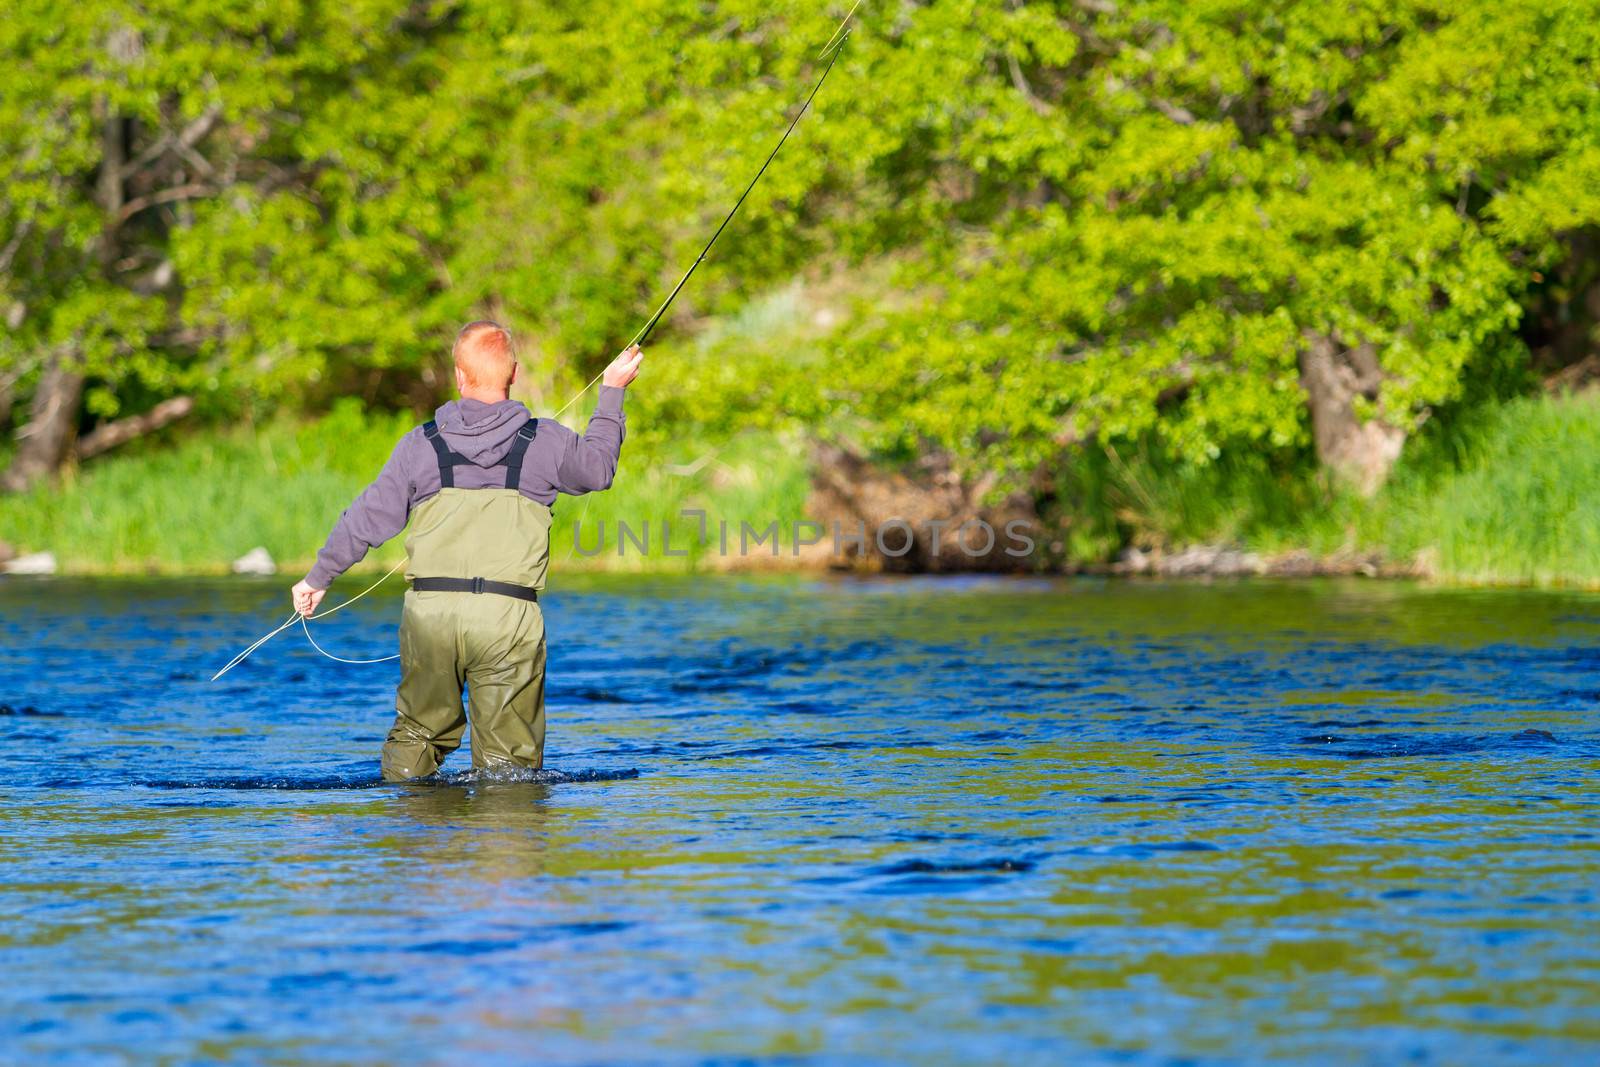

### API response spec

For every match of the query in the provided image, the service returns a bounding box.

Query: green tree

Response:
[5,0,1599,525]
[806,0,1599,497]
[0,0,502,489]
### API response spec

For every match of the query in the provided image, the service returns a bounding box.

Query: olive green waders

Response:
[382,420,553,782]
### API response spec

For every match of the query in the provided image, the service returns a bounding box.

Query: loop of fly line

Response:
[210,560,404,681]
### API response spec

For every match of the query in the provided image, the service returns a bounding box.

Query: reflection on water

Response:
[1,575,1597,1063]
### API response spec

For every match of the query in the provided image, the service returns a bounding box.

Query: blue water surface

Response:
[1,575,1597,1065]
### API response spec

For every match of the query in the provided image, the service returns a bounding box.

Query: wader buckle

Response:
[471,577,485,594]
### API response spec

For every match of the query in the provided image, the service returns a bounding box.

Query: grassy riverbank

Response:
[4,391,1599,587]
[1323,391,1600,585]
[1077,390,1600,587]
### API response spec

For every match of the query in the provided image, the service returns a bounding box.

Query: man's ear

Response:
[509,361,521,388]
[454,365,466,394]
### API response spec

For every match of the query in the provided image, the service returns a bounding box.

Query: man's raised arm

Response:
[554,345,643,496]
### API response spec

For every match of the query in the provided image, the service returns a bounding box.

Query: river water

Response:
[1,575,1596,1064]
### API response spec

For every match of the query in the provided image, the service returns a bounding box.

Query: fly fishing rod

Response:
[553,25,853,418]
[634,34,850,347]
[213,17,858,681]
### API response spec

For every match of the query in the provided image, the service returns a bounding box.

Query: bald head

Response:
[452,320,518,399]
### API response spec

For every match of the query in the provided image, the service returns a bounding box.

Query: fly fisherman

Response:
[291,322,643,781]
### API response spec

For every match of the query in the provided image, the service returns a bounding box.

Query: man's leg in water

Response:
[462,597,547,771]
[382,593,467,781]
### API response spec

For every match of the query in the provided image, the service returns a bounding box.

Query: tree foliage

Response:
[2,0,1598,495]
[815,0,1600,488]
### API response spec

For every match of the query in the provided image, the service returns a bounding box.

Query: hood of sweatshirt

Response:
[432,398,532,467]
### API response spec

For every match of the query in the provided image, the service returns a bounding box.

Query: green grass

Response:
[1328,391,1600,586]
[1061,390,1600,587]
[0,401,812,577]
[1048,441,1329,564]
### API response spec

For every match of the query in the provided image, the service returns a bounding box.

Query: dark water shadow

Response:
[138,766,641,791]
[1295,728,1571,760]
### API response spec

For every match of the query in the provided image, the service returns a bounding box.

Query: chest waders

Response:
[382,419,554,781]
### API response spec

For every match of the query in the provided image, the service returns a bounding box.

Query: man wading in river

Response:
[291,322,643,780]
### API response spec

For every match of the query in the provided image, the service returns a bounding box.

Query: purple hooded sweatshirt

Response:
[305,386,625,589]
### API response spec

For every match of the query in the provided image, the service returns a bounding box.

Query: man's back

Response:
[303,391,626,591]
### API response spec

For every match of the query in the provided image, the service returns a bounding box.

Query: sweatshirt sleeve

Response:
[554,385,627,495]
[304,432,417,589]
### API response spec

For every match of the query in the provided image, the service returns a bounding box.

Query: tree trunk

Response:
[1,353,85,493]
[0,95,127,492]
[1299,334,1406,496]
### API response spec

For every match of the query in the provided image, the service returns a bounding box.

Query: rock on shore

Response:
[232,547,276,575]
[1113,544,1394,579]
[3,551,57,575]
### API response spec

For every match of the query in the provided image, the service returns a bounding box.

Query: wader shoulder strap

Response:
[502,419,538,489]
[422,420,468,488]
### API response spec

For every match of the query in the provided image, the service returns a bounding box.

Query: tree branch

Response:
[119,104,222,180]
[74,396,195,460]
[1006,53,1051,116]
[1150,97,1196,125]
[116,183,215,223]
[0,219,32,274]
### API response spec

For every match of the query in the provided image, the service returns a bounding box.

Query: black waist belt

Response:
[410,577,539,602]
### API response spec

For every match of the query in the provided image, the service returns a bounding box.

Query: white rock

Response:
[232,546,276,575]
[5,551,57,575]
[1118,546,1151,574]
